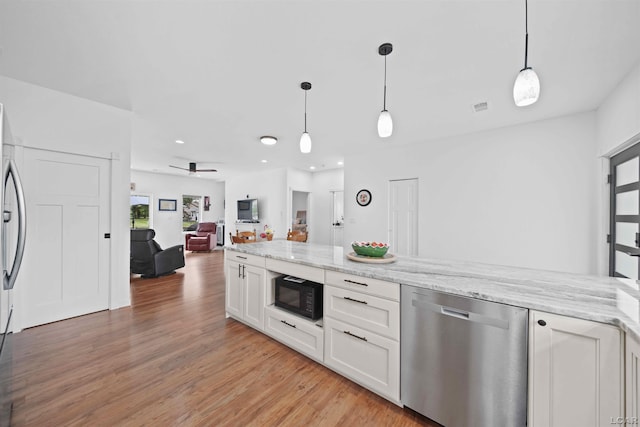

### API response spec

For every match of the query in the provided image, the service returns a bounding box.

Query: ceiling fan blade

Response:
[169,165,188,171]
[196,169,218,172]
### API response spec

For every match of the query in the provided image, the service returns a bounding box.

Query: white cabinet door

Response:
[225,260,243,319]
[243,265,265,330]
[324,317,399,402]
[264,305,323,362]
[627,332,640,421]
[529,310,623,427]
[324,285,399,340]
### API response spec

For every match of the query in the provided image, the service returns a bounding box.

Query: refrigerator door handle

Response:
[3,159,26,290]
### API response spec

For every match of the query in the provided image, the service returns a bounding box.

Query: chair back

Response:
[287,229,308,242]
[195,222,216,236]
[131,229,163,275]
[230,229,256,244]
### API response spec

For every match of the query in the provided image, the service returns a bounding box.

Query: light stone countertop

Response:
[225,240,640,340]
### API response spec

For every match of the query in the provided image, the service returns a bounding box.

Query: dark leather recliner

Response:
[131,229,185,278]
[185,222,217,251]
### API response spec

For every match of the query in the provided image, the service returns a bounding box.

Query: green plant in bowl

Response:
[351,241,389,257]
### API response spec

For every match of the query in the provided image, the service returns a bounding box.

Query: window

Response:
[130,195,151,229]
[182,195,201,231]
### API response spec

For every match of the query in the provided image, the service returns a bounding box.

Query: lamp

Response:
[378,43,393,138]
[260,136,277,146]
[513,0,540,107]
[300,82,312,153]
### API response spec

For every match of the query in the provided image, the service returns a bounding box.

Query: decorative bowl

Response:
[351,241,389,257]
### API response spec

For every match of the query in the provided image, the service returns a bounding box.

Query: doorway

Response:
[19,148,111,328]
[609,143,640,278]
[291,190,309,236]
[330,190,344,246]
[389,178,418,256]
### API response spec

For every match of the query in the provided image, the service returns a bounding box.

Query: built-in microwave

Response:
[275,275,323,320]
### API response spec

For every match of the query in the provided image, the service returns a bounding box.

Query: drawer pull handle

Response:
[344,279,368,287]
[344,296,367,305]
[236,255,248,260]
[343,330,367,342]
[281,320,297,329]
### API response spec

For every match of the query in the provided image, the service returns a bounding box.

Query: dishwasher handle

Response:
[441,306,469,320]
[412,297,510,330]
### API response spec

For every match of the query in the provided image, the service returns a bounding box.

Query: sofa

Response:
[185,222,217,251]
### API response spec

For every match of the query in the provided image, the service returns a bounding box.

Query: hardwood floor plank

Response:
[8,251,437,426]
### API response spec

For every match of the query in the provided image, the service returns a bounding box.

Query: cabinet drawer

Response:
[265,258,324,283]
[324,285,399,340]
[325,270,399,301]
[324,317,399,402]
[264,305,324,362]
[225,250,265,268]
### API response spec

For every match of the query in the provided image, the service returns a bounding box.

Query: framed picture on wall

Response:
[158,199,177,211]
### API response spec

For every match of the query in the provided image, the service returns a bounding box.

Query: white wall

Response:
[225,168,288,240]
[345,112,598,275]
[597,61,640,157]
[0,75,133,317]
[310,169,344,245]
[130,170,225,249]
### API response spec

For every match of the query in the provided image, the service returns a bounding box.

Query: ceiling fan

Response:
[169,162,217,173]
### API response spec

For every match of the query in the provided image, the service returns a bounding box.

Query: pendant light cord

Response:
[304,89,307,133]
[523,0,529,69]
[383,55,388,111]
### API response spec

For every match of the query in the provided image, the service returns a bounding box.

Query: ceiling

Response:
[1,0,639,181]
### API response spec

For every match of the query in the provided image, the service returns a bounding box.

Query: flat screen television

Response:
[237,199,259,222]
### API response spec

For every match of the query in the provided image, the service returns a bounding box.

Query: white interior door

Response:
[19,148,110,328]
[389,179,418,256]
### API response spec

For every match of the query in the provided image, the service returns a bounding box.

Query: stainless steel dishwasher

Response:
[401,285,528,427]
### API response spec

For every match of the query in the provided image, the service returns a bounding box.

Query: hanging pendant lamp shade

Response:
[300,82,312,154]
[378,110,393,138]
[513,0,540,107]
[378,43,393,138]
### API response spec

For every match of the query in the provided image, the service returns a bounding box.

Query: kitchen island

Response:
[225,240,638,426]
[226,240,640,337]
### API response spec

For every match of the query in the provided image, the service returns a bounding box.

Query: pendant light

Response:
[513,0,540,107]
[378,43,393,138]
[300,82,312,154]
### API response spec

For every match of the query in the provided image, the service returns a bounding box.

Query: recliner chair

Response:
[130,229,185,278]
[185,222,217,251]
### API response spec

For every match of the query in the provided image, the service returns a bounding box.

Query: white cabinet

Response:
[323,271,400,403]
[626,332,640,422]
[264,305,324,362]
[324,285,399,340]
[225,250,266,330]
[225,259,244,319]
[324,316,399,402]
[528,310,623,427]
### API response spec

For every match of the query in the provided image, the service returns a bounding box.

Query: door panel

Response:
[389,179,418,256]
[19,149,110,328]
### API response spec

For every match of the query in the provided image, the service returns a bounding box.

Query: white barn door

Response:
[19,148,110,328]
[389,178,418,256]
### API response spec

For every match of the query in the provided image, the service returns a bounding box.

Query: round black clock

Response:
[356,189,372,206]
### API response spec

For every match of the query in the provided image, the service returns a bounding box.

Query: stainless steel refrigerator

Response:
[0,103,27,427]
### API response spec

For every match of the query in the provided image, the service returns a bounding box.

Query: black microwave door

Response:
[277,284,301,310]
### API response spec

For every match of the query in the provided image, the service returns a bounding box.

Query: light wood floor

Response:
[8,250,436,426]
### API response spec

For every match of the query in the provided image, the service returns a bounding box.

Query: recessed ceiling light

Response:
[260,136,277,146]
[175,140,185,144]
[261,159,268,163]
[310,166,316,170]
[337,161,344,166]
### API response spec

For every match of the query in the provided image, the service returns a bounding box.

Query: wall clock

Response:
[356,189,372,206]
